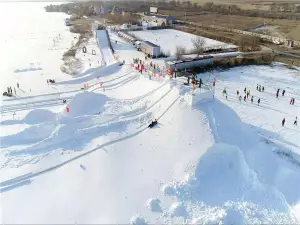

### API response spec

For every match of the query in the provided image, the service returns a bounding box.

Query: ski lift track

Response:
[0,94,181,191]
[80,86,174,131]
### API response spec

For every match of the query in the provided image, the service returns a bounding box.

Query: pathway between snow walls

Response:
[96,29,115,66]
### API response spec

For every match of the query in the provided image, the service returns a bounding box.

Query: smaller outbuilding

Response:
[139,41,160,58]
[142,12,175,26]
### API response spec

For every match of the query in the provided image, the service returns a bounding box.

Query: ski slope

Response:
[96,29,115,66]
[1,13,300,224]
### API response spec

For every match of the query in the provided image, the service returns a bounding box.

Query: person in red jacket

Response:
[282,118,286,127]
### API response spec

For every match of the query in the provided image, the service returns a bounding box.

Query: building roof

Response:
[144,13,175,20]
[142,41,160,48]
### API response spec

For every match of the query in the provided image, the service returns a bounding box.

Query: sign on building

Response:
[150,7,158,13]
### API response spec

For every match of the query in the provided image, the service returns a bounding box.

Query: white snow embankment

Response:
[57,62,122,85]
[64,91,109,117]
[23,109,57,124]
[162,143,298,223]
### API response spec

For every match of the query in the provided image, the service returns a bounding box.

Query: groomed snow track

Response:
[0,94,181,191]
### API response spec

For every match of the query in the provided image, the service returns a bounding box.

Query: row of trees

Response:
[175,36,206,60]
[270,3,300,13]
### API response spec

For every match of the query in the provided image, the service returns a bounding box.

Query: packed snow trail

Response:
[0,71,134,114]
[0,94,182,190]
[96,30,115,66]
[3,86,177,154]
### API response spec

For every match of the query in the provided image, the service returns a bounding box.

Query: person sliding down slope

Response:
[148,119,158,128]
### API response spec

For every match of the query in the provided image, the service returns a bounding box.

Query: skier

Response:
[199,78,202,88]
[256,84,258,90]
[258,98,261,105]
[262,86,264,92]
[239,95,242,102]
[222,88,227,96]
[17,83,19,88]
[148,119,157,128]
[282,89,285,96]
[244,95,246,102]
[251,96,253,103]
[244,87,246,94]
[282,118,286,127]
[294,117,298,126]
[237,90,239,96]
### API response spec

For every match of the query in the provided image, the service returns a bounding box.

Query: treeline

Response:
[45,2,98,17]
[158,1,300,20]
[270,3,300,13]
[44,1,300,21]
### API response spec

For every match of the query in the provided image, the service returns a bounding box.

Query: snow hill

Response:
[0,16,300,224]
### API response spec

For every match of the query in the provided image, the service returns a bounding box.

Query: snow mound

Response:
[163,143,290,211]
[14,67,42,73]
[169,202,188,218]
[130,215,148,225]
[23,109,56,124]
[223,208,245,225]
[65,91,109,117]
[147,198,162,212]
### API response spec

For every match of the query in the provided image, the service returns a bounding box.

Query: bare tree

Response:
[192,36,206,56]
[175,46,186,60]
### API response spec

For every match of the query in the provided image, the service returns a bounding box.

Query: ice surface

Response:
[131,29,236,55]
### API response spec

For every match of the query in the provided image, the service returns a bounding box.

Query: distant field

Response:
[130,29,236,55]
[160,10,300,41]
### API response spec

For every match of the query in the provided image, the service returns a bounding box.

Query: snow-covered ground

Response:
[131,29,237,55]
[1,3,300,224]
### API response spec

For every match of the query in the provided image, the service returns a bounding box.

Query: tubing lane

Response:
[0,95,182,190]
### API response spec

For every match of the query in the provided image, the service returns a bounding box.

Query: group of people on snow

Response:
[256,84,264,92]
[3,83,19,97]
[235,87,261,105]
[226,84,297,127]
[282,117,298,126]
[47,79,55,84]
